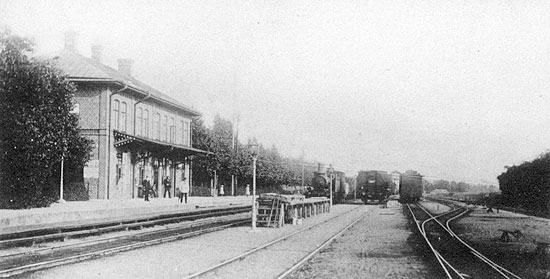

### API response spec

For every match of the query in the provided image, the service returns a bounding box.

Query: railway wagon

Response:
[306,170,346,203]
[357,170,391,204]
[399,170,423,203]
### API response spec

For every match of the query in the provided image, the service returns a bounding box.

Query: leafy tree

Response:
[433,179,450,191]
[457,182,469,192]
[424,180,435,193]
[191,114,319,195]
[498,151,550,215]
[0,29,92,209]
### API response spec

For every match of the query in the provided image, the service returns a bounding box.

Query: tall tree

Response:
[0,29,92,209]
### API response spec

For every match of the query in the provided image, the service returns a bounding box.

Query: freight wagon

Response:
[399,170,423,203]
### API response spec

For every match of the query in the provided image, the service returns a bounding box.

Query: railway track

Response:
[406,202,522,279]
[0,205,250,248]
[0,206,251,278]
[186,205,365,279]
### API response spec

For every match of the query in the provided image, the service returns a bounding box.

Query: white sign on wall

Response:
[84,159,99,178]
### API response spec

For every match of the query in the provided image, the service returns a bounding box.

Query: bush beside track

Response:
[497,152,550,218]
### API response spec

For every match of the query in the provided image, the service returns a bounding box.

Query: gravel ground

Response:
[453,205,550,279]
[17,205,364,279]
[198,205,367,279]
[288,204,440,279]
[19,201,545,279]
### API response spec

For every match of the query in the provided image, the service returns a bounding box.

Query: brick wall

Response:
[74,82,196,200]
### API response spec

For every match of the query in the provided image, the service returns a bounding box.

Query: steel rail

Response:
[185,206,363,279]
[419,204,506,278]
[276,214,364,279]
[0,213,249,260]
[407,204,455,279]
[444,207,522,279]
[0,206,250,247]
[0,218,249,278]
[421,201,519,279]
[417,202,522,279]
[419,207,468,279]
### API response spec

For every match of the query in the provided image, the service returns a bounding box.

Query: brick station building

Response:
[50,32,209,200]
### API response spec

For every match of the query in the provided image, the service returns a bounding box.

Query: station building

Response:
[50,32,209,200]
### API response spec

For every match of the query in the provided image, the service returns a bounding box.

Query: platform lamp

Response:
[327,164,334,207]
[248,139,259,231]
[59,146,66,203]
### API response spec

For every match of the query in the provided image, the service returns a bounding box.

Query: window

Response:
[178,121,183,145]
[144,109,149,137]
[183,121,190,146]
[163,115,168,141]
[113,100,120,130]
[154,113,160,140]
[120,102,127,132]
[136,107,143,136]
[170,117,175,143]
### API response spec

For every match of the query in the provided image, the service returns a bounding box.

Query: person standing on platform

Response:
[179,179,189,203]
[143,177,151,202]
[163,176,171,198]
[219,184,225,196]
[245,184,250,197]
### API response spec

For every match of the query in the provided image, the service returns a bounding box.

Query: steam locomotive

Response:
[357,170,392,204]
[305,170,346,204]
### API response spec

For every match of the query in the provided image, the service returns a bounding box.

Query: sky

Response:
[2,0,550,185]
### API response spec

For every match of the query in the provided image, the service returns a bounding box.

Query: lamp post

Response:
[60,104,79,203]
[59,137,68,203]
[248,139,259,230]
[327,164,334,207]
[59,154,65,203]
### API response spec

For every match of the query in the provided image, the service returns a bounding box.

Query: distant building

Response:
[49,31,209,199]
[391,171,401,194]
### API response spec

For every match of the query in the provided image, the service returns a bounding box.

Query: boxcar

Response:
[399,170,423,203]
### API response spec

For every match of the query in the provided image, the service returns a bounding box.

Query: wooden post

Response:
[278,203,284,227]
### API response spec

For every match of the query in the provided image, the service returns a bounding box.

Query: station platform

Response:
[0,196,252,234]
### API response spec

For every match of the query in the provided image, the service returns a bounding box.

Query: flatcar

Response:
[399,170,423,203]
[305,170,346,204]
[357,170,391,204]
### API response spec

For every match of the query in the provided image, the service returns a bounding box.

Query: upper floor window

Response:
[169,117,175,143]
[183,121,190,146]
[136,107,143,136]
[178,121,183,145]
[143,109,149,137]
[120,102,127,132]
[154,113,161,140]
[113,100,120,130]
[163,115,168,142]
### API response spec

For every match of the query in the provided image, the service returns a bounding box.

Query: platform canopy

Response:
[113,130,212,162]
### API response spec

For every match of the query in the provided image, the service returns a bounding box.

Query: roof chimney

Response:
[117,58,134,77]
[91,45,103,64]
[64,31,78,52]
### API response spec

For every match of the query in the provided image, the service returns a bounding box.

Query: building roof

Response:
[113,130,212,158]
[48,50,201,117]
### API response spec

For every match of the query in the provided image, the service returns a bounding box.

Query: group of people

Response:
[142,176,188,203]
[142,178,251,202]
